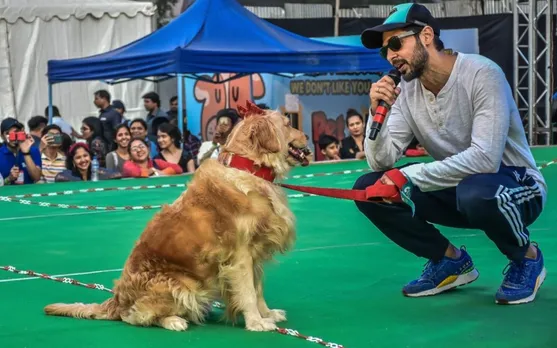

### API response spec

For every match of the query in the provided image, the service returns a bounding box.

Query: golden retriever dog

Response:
[44,102,311,332]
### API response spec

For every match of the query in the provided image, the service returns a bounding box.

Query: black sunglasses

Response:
[379,30,420,59]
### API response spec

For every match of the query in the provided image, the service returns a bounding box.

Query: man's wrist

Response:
[399,163,425,182]
[384,167,417,216]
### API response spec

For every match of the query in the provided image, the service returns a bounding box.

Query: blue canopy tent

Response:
[46,0,391,138]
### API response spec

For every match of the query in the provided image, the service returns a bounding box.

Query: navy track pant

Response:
[353,164,544,262]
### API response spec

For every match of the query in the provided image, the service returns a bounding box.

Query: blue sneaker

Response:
[403,247,479,297]
[495,244,546,305]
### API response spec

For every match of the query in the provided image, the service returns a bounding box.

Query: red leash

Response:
[278,183,368,202]
[278,168,410,204]
[218,152,403,203]
[278,182,399,203]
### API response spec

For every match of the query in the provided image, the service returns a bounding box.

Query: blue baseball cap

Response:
[361,2,440,49]
[1,118,23,134]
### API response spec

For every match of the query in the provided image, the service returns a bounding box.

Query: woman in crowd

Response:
[340,108,366,160]
[154,123,195,173]
[171,112,201,166]
[129,118,158,158]
[55,143,120,182]
[122,138,183,178]
[81,116,109,167]
[105,124,131,173]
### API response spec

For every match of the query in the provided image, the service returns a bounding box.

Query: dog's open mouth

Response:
[288,144,311,166]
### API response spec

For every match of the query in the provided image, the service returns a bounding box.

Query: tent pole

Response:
[177,73,184,149]
[249,74,253,101]
[334,0,340,36]
[48,84,53,125]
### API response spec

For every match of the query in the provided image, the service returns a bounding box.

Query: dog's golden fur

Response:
[44,109,310,332]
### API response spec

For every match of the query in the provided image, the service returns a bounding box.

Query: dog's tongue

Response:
[301,158,309,166]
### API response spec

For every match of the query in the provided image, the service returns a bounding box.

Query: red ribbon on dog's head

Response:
[237,100,266,119]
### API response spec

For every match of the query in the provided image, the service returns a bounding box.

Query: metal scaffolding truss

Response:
[513,0,554,145]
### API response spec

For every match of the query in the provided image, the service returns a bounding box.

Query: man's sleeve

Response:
[400,65,511,191]
[364,98,414,171]
[111,110,122,127]
[31,146,42,168]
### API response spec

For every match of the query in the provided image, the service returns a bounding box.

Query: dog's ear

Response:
[249,117,282,153]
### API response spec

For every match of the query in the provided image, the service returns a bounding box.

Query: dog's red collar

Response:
[219,153,276,182]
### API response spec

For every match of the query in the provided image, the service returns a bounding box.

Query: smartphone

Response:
[8,131,26,142]
[50,133,62,145]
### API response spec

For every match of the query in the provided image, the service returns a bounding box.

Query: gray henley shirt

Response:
[365,52,547,205]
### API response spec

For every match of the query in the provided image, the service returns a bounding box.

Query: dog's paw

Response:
[160,316,188,331]
[245,317,277,332]
[265,309,287,323]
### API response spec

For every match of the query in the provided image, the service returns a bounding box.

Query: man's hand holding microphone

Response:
[364,69,416,215]
[368,69,402,141]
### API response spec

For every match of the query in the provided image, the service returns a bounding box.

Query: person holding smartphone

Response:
[0,118,42,185]
[38,124,67,183]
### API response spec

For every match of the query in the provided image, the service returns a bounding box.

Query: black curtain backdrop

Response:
[264,13,556,141]
[265,15,515,86]
[265,18,336,37]
[339,14,514,85]
[238,0,443,8]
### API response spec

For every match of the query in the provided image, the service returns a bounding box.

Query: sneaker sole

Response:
[403,268,480,298]
[495,267,546,305]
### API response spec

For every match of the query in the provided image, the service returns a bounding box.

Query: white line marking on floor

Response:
[293,233,481,253]
[294,242,382,252]
[0,210,118,222]
[0,231,541,283]
[0,268,123,283]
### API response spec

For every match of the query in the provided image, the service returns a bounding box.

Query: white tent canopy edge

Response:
[0,0,156,134]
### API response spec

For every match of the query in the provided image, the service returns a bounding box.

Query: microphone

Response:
[369,69,402,141]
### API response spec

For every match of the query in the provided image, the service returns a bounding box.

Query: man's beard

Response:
[395,40,429,82]
[6,141,18,150]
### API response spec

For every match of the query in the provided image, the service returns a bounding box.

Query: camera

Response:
[8,131,26,142]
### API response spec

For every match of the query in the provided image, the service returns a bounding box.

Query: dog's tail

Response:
[44,297,120,321]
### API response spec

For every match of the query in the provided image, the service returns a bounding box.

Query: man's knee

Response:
[352,171,383,190]
[353,171,384,211]
[456,174,497,217]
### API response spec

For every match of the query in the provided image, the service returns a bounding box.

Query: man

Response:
[44,106,80,140]
[167,96,187,124]
[94,90,122,144]
[0,118,42,184]
[197,108,239,165]
[112,100,126,120]
[27,115,48,147]
[142,92,169,141]
[38,124,66,183]
[354,2,546,305]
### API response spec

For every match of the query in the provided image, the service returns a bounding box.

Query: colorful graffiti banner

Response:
[181,29,478,160]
